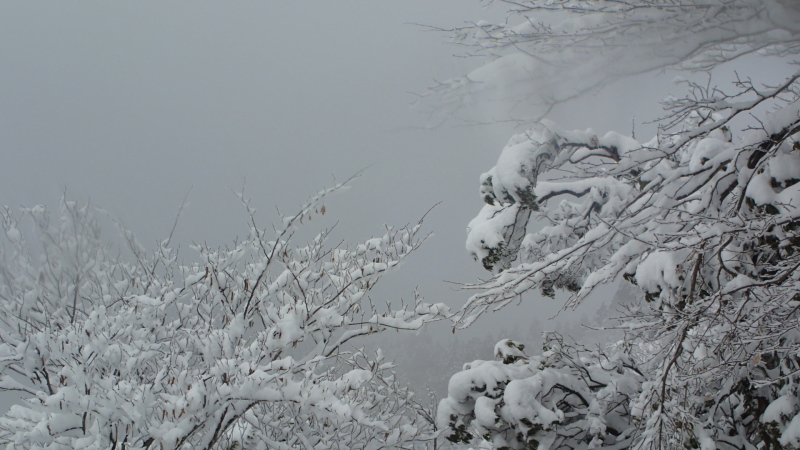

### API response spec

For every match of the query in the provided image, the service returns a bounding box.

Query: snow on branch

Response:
[449,62,800,448]
[0,183,447,449]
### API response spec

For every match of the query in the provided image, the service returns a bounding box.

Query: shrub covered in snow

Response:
[0,179,447,449]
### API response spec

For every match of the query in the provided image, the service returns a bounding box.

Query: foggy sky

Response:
[0,1,715,347]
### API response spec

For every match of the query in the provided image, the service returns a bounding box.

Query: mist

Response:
[0,1,710,400]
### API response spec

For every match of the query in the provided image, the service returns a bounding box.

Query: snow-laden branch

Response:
[0,183,447,449]
[448,66,800,448]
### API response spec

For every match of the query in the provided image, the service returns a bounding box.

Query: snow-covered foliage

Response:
[449,82,800,447]
[0,180,448,449]
[429,0,800,123]
[439,334,644,449]
[441,2,800,448]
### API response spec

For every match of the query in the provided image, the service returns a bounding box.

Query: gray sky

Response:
[0,1,741,349]
[0,1,501,311]
[6,1,795,401]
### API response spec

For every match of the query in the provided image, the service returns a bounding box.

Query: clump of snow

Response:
[466,203,520,264]
[494,339,528,364]
[634,250,689,294]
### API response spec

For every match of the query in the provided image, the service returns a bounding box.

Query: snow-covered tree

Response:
[439,1,800,448]
[429,0,800,124]
[0,179,448,449]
